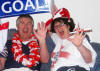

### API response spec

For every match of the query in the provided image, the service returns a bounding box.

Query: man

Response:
[0,14,49,71]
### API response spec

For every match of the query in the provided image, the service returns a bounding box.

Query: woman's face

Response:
[54,21,70,39]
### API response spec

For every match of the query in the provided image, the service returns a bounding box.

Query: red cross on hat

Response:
[46,8,70,31]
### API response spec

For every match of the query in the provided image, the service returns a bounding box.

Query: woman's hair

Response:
[50,17,75,32]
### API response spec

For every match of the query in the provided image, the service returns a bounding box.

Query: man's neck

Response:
[21,37,30,42]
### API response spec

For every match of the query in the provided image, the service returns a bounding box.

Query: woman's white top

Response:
[51,33,97,71]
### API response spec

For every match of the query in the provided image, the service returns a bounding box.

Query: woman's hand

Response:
[68,28,86,47]
[68,28,92,63]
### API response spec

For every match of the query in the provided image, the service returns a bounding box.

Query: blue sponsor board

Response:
[0,0,50,18]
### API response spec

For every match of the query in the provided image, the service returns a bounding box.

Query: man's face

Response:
[17,17,33,41]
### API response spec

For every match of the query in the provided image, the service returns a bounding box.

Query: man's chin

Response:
[21,35,30,40]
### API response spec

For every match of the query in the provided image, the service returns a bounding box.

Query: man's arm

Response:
[0,57,6,70]
[0,46,8,70]
[33,22,49,63]
[39,39,49,63]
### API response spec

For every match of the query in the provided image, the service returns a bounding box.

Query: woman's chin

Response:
[59,35,65,39]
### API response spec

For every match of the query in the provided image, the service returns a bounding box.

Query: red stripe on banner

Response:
[0,22,9,30]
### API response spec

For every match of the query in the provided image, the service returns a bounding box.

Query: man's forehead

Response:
[19,17,32,22]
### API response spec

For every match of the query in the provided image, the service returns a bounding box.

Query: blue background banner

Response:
[0,0,50,18]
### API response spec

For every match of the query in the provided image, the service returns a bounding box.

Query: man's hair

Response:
[16,14,34,27]
[50,17,75,32]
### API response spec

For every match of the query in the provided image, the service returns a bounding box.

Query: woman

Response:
[49,17,96,71]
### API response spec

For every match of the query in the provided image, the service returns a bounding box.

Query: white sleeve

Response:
[51,33,61,44]
[0,46,8,58]
[0,20,8,52]
[0,30,4,52]
[83,38,97,67]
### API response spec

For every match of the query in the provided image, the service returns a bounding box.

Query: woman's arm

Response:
[77,44,92,63]
[68,29,92,63]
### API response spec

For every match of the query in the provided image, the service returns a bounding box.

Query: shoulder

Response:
[51,33,61,44]
[5,40,12,48]
[51,33,59,39]
[6,40,12,45]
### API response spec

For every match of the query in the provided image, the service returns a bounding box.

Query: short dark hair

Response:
[50,17,75,32]
[16,14,34,27]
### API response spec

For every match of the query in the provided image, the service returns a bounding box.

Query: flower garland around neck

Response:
[11,33,40,68]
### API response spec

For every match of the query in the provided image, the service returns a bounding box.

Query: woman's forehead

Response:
[55,20,64,24]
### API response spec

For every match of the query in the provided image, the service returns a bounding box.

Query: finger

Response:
[33,28,38,37]
[78,23,80,29]
[75,29,80,35]
[45,26,48,32]
[74,24,80,31]
[82,34,86,39]
[67,38,72,41]
[41,21,45,30]
[77,27,80,31]
[80,29,84,36]
[37,22,41,31]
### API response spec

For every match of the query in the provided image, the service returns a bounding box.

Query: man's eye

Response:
[20,22,24,24]
[27,23,31,25]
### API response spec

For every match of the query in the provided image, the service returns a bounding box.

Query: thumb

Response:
[33,28,37,37]
[67,38,72,42]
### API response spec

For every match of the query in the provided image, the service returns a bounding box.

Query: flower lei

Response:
[11,33,40,68]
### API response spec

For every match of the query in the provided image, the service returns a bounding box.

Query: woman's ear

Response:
[68,25,71,31]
